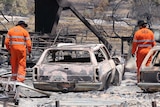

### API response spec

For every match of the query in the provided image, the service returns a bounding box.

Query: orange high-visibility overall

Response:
[5,25,32,82]
[132,28,156,82]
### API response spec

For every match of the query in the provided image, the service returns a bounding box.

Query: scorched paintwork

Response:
[32,43,124,92]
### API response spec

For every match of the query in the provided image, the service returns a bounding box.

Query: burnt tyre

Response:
[104,74,112,90]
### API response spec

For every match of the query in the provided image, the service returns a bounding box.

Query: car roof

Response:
[49,43,105,51]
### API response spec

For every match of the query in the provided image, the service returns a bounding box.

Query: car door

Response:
[94,47,115,82]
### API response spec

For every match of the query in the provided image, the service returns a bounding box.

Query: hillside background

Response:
[0,0,160,30]
[0,0,160,55]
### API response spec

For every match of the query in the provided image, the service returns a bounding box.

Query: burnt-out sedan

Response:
[32,43,124,92]
[138,45,160,92]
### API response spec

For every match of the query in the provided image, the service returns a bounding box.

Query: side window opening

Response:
[44,50,91,63]
[94,49,105,62]
[101,47,110,60]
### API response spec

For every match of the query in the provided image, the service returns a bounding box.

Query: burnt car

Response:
[32,43,124,92]
[138,45,160,92]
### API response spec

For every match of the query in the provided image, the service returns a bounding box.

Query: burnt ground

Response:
[0,70,160,107]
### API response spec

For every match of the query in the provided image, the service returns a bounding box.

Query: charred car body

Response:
[32,43,124,92]
[138,45,160,92]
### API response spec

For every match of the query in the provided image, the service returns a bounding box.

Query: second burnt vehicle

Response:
[138,44,160,92]
[32,43,124,92]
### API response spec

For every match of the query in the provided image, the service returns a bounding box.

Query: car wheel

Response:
[104,74,112,90]
[113,70,121,86]
[122,65,125,80]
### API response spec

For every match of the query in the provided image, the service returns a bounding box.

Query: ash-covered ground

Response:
[1,70,159,107]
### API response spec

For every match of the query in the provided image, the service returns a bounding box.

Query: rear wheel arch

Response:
[103,72,112,90]
[113,68,122,86]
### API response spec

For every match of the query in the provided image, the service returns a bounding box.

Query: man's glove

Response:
[132,54,135,57]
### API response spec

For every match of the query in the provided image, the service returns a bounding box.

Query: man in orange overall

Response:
[132,20,156,83]
[5,21,32,82]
